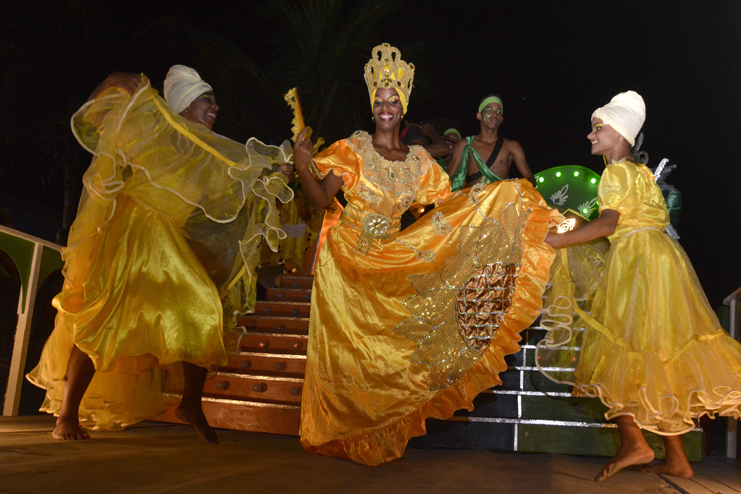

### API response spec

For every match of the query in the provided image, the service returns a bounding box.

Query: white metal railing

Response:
[724,286,741,458]
[0,225,63,416]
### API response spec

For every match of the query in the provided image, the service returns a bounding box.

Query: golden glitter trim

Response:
[395,202,528,390]
[431,211,451,236]
[340,205,400,255]
[416,250,437,262]
[469,182,487,204]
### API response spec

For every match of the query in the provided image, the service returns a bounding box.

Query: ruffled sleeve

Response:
[414,150,452,206]
[67,75,291,320]
[598,160,643,221]
[71,87,130,153]
[313,139,360,192]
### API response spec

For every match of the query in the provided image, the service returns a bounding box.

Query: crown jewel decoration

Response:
[364,43,414,109]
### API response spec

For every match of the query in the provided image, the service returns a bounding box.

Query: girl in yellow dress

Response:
[293,44,556,465]
[27,66,292,443]
[544,91,741,481]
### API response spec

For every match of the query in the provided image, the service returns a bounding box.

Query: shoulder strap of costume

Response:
[485,136,504,169]
[450,135,476,191]
[474,137,505,183]
[467,137,505,183]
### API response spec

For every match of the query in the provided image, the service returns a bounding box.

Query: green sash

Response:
[451,136,504,191]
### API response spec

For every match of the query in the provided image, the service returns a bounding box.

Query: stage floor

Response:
[1,416,738,494]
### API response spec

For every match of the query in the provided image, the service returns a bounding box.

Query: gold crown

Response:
[364,43,414,112]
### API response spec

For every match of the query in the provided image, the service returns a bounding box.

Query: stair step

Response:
[453,389,611,423]
[239,332,308,354]
[251,301,311,318]
[204,372,303,405]
[277,275,314,290]
[265,287,312,303]
[226,351,306,376]
[413,417,705,462]
[154,394,301,436]
[166,372,303,405]
[517,422,704,461]
[238,316,309,335]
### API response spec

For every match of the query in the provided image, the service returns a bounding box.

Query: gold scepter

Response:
[284,88,325,151]
[284,87,311,142]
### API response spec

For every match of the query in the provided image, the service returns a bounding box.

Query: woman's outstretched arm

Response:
[88,72,142,101]
[546,209,620,248]
[294,128,343,209]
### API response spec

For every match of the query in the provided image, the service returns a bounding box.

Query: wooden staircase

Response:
[154,276,705,461]
[155,274,312,436]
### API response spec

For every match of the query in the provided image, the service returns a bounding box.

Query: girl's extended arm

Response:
[545,209,620,248]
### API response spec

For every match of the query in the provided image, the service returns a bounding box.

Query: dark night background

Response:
[1,0,739,309]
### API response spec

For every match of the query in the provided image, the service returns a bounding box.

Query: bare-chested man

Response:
[447,94,535,191]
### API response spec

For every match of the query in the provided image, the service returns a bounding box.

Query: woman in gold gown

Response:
[543,91,741,481]
[27,66,292,442]
[293,44,556,465]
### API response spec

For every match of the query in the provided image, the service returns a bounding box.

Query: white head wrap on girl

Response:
[591,91,645,146]
[163,65,213,115]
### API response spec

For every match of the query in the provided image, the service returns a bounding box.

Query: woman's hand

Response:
[291,128,342,209]
[89,72,141,101]
[106,73,141,94]
[278,163,295,180]
[544,209,619,249]
[294,128,314,173]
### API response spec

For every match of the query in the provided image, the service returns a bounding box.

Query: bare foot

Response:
[52,417,90,440]
[595,443,655,481]
[175,405,219,444]
[642,460,694,478]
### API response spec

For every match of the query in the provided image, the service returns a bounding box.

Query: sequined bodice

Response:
[345,131,430,219]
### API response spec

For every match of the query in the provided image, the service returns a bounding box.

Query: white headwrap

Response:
[163,65,213,115]
[591,91,645,146]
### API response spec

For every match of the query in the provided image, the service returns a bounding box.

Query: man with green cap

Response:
[447,94,535,191]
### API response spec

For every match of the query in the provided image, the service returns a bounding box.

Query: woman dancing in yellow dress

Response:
[27,65,292,443]
[543,91,741,480]
[293,44,556,465]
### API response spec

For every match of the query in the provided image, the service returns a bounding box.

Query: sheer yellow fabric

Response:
[299,131,555,465]
[259,191,323,270]
[538,158,741,435]
[27,77,292,430]
[249,136,324,270]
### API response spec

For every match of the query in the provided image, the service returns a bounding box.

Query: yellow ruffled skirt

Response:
[27,195,226,428]
[539,228,741,435]
[300,179,555,465]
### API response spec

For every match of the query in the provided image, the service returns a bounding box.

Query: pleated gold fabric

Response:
[299,131,555,465]
[27,77,292,430]
[539,158,741,435]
